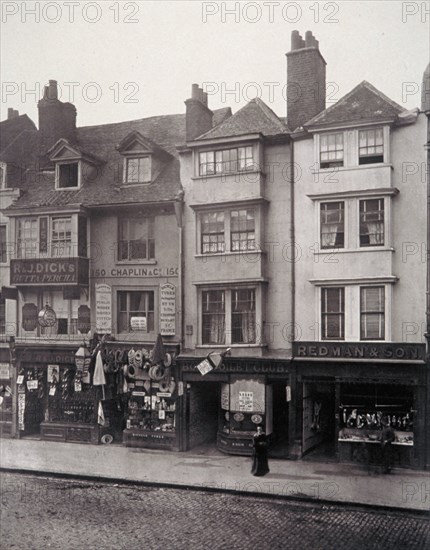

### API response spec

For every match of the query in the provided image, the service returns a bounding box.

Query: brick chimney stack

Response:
[7,108,19,119]
[38,80,77,149]
[185,84,213,141]
[286,30,326,131]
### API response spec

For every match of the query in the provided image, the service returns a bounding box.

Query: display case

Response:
[0,365,13,438]
[217,377,273,455]
[123,379,178,449]
[337,383,414,467]
[41,364,100,444]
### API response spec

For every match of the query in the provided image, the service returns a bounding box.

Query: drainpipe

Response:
[174,190,185,351]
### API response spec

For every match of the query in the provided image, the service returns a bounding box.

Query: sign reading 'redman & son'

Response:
[10,258,89,285]
[293,342,426,361]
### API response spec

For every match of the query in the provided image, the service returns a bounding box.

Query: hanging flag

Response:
[97,401,105,426]
[93,350,106,386]
[151,333,165,365]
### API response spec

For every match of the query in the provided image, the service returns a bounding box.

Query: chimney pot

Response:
[291,30,301,50]
[305,30,314,47]
[192,84,200,100]
[7,108,19,119]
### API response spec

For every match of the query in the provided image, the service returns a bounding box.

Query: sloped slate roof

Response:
[3,107,231,211]
[197,98,289,140]
[0,114,36,153]
[305,81,405,128]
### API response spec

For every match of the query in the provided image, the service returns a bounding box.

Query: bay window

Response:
[359,128,384,164]
[199,146,254,176]
[320,202,344,249]
[321,287,344,340]
[17,218,38,258]
[360,287,385,340]
[320,133,344,169]
[199,207,257,255]
[202,288,256,345]
[51,217,72,257]
[359,199,384,246]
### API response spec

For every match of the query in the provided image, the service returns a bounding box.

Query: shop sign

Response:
[10,258,89,285]
[20,351,75,364]
[16,375,24,385]
[293,342,426,361]
[160,283,176,336]
[196,358,213,376]
[38,305,57,327]
[18,393,25,430]
[77,305,91,333]
[93,267,179,279]
[156,392,172,398]
[0,363,10,379]
[48,365,60,383]
[130,317,147,331]
[177,381,184,396]
[286,385,291,402]
[182,361,290,375]
[27,380,38,390]
[22,303,38,332]
[239,391,254,412]
[95,283,112,333]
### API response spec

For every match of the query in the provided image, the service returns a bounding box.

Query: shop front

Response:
[0,343,14,438]
[177,356,292,458]
[293,342,427,470]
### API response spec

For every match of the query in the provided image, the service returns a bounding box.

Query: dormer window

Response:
[57,162,80,189]
[125,156,151,184]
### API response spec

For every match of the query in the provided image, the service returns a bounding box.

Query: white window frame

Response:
[198,145,254,177]
[197,206,260,256]
[115,287,157,336]
[358,198,385,248]
[198,285,261,347]
[55,161,81,190]
[123,156,152,184]
[360,285,385,341]
[16,217,39,259]
[51,216,73,258]
[117,217,155,262]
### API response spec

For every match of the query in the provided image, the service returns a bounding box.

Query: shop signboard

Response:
[293,342,426,361]
[95,283,112,333]
[39,217,48,254]
[130,317,147,331]
[221,384,229,410]
[10,258,89,286]
[22,303,38,331]
[18,393,25,431]
[0,363,10,379]
[239,391,254,412]
[160,283,176,336]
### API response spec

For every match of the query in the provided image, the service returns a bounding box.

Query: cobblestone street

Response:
[1,472,429,550]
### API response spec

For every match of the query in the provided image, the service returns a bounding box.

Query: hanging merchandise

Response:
[151,334,165,366]
[93,351,107,386]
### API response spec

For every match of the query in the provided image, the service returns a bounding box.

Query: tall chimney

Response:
[38,79,77,150]
[185,84,213,141]
[7,108,19,119]
[286,30,326,131]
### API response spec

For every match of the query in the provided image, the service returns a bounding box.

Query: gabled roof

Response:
[48,138,105,165]
[196,97,289,140]
[305,81,405,128]
[3,107,231,211]
[0,114,36,153]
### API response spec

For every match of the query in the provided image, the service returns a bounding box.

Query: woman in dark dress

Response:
[251,426,270,476]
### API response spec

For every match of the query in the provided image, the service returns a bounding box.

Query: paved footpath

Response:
[1,471,429,550]
[0,438,429,512]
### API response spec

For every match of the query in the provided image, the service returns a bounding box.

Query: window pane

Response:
[320,202,344,248]
[202,290,225,344]
[232,289,256,344]
[201,212,225,254]
[320,133,343,167]
[359,199,384,246]
[117,290,154,333]
[321,287,344,339]
[361,287,385,339]
[359,128,384,163]
[231,209,256,251]
[118,218,154,260]
[59,163,78,188]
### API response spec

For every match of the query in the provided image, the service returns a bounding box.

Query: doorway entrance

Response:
[302,379,336,461]
[186,382,219,451]
[270,382,289,458]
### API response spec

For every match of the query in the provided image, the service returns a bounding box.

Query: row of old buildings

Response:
[1,31,429,469]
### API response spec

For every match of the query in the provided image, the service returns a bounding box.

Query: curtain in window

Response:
[232,289,256,344]
[203,291,225,344]
[361,287,385,339]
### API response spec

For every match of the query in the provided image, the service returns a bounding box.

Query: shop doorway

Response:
[186,382,219,451]
[302,379,336,461]
[18,366,48,438]
[270,382,289,458]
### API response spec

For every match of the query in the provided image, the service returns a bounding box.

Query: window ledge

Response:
[116,260,157,265]
[120,182,152,188]
[194,251,264,259]
[191,170,263,181]
[311,163,392,174]
[314,247,394,254]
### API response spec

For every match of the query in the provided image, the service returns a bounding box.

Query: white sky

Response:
[1,1,429,126]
